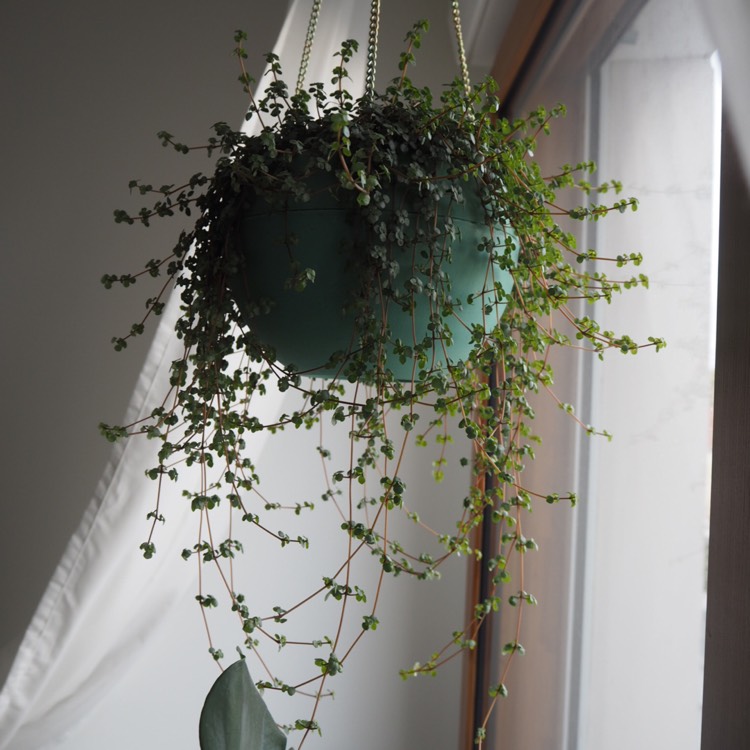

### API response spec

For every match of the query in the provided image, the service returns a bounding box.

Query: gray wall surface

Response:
[0,0,292,666]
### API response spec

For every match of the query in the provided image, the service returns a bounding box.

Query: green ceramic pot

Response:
[231,169,517,380]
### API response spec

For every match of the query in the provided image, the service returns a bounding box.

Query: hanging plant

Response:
[101,1,663,746]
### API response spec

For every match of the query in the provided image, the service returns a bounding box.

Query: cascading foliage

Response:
[101,21,662,747]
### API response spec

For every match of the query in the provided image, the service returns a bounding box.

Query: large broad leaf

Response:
[199,660,287,750]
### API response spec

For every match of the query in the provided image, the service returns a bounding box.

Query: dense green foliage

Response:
[102,23,662,747]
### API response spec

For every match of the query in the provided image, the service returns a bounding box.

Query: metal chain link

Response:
[296,0,323,95]
[451,0,471,97]
[365,0,381,99]
[298,0,466,100]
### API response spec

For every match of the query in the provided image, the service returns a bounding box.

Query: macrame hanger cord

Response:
[296,0,323,95]
[451,0,471,98]
[365,0,381,99]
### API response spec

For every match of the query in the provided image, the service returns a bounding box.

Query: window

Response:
[479,1,718,746]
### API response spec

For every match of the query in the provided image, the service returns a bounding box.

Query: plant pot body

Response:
[232,169,517,380]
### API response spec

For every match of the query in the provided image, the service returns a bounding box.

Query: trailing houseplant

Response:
[101,2,663,746]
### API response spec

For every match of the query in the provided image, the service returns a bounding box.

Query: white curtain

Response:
[0,294,204,748]
[0,2,370,747]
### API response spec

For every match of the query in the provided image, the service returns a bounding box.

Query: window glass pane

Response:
[578,1,718,747]
[489,2,719,748]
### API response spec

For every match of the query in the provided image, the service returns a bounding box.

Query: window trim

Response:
[700,110,750,750]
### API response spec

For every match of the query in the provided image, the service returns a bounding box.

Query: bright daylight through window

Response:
[489,1,718,748]
[577,1,719,748]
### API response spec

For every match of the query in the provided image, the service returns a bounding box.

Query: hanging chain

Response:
[451,0,471,97]
[296,0,323,95]
[364,0,381,99]
[297,0,466,100]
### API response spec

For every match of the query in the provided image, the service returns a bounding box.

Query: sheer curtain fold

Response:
[0,293,199,748]
[0,2,372,746]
